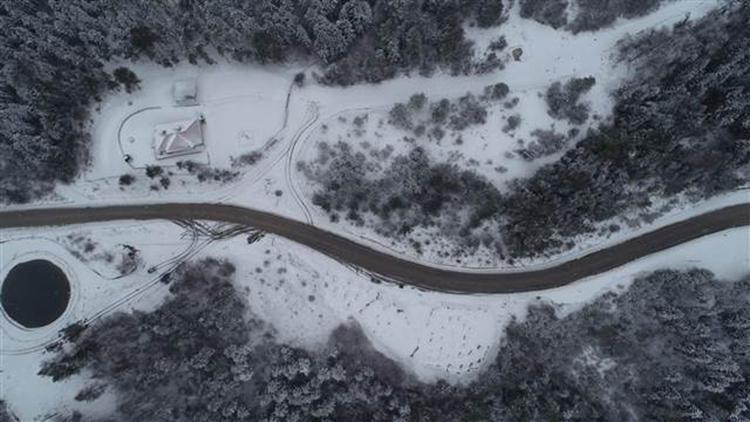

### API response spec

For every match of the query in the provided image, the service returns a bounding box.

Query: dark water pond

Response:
[1,259,70,328]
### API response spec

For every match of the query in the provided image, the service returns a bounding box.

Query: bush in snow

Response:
[448,93,488,130]
[293,72,306,87]
[545,76,596,125]
[407,93,428,111]
[177,160,239,184]
[488,36,508,52]
[484,82,510,100]
[118,174,135,186]
[144,165,162,179]
[515,129,568,160]
[502,114,522,133]
[112,67,141,94]
[388,103,413,130]
[430,99,451,125]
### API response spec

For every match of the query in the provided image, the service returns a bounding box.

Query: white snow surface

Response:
[2,0,747,419]
[1,217,748,420]
[3,0,729,270]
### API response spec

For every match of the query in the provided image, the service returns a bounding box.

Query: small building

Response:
[153,115,205,159]
[173,79,198,106]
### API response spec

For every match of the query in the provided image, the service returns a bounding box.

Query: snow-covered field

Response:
[288,0,730,268]
[5,0,732,271]
[44,62,318,205]
[89,63,291,176]
[2,215,748,420]
[1,222,193,420]
[2,0,747,419]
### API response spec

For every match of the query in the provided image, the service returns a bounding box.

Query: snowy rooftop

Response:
[153,116,204,159]
[173,78,197,106]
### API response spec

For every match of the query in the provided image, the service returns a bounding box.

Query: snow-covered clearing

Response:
[1,215,747,420]
[4,0,731,271]
[295,0,722,189]
[1,222,192,420]
[2,1,746,418]
[89,63,293,176]
[289,0,727,268]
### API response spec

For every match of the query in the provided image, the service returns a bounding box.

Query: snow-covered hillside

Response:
[2,0,748,420]
[4,0,732,271]
[1,213,747,419]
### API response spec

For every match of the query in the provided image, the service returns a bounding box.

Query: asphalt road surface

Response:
[1,203,748,293]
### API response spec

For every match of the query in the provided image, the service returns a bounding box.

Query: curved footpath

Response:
[0,203,748,293]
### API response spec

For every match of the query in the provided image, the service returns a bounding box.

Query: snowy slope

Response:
[2,1,746,418]
[4,0,725,269]
[1,216,747,419]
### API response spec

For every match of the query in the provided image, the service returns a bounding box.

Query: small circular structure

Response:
[1,259,71,328]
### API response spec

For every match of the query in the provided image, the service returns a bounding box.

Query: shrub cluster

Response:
[300,143,503,254]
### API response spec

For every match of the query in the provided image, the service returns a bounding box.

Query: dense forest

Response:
[41,259,417,421]
[520,0,665,32]
[41,260,750,421]
[500,3,749,257]
[0,0,506,204]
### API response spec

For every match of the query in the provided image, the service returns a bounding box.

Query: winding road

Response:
[1,203,748,294]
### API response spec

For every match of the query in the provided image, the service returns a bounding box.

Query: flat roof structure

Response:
[173,79,198,106]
